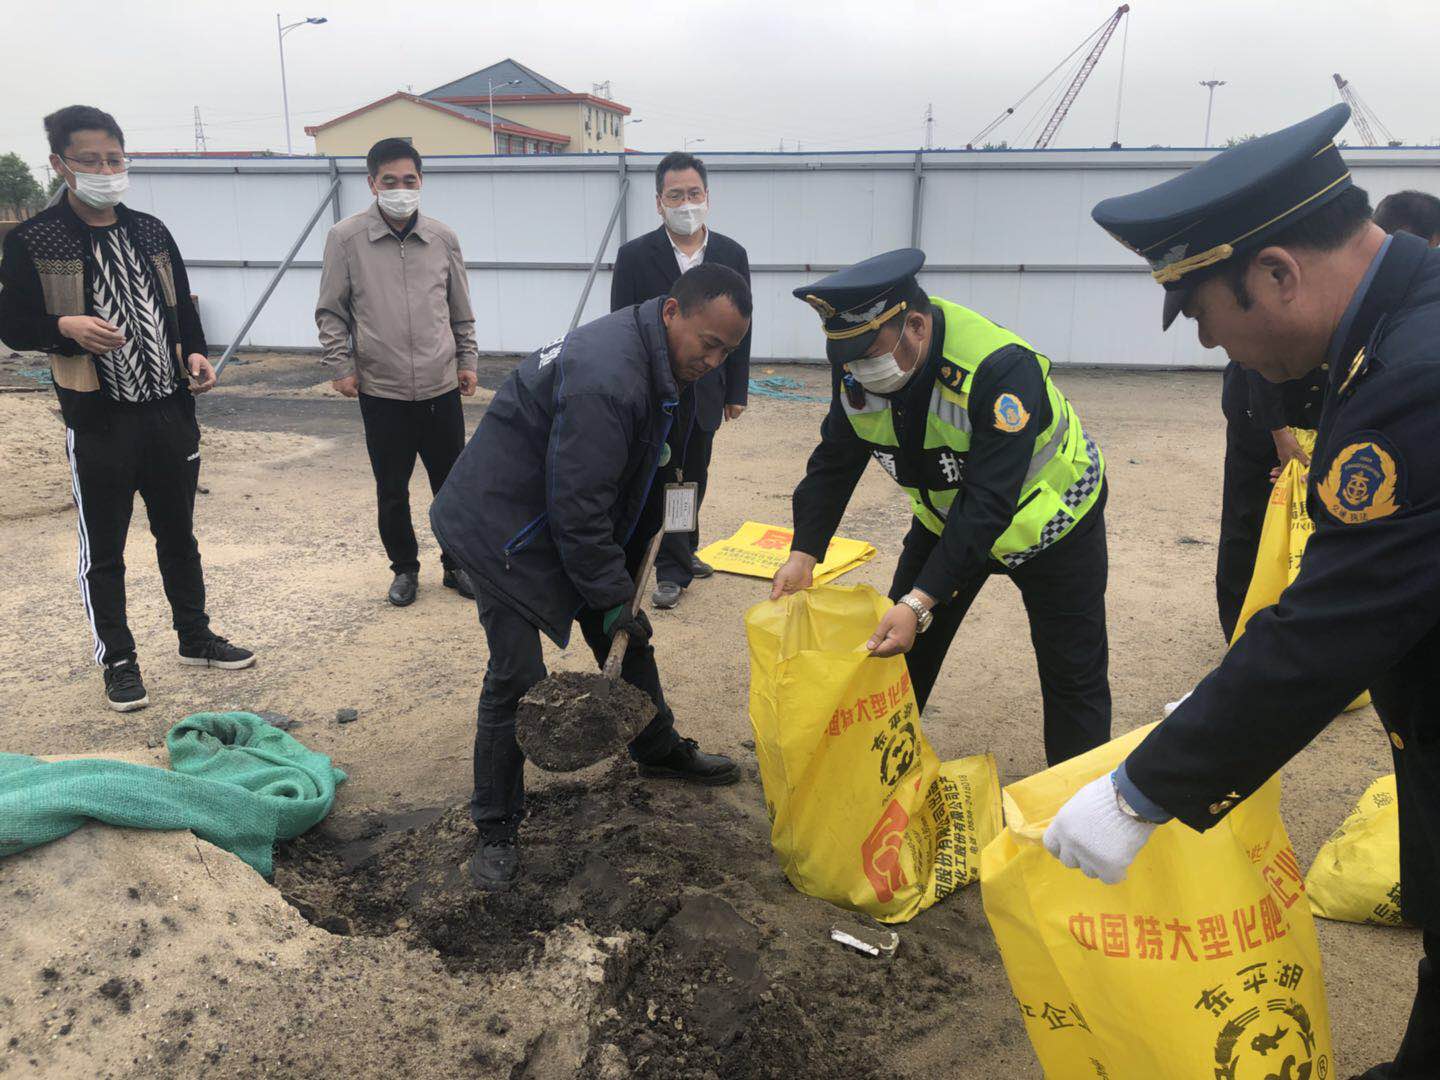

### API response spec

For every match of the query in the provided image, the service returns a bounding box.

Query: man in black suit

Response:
[611,151,752,609]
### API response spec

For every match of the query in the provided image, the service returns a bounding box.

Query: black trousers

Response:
[1359,930,1440,1079]
[889,483,1111,766]
[656,423,715,588]
[64,396,210,666]
[358,389,465,575]
[1216,367,1279,642]
[470,564,682,840]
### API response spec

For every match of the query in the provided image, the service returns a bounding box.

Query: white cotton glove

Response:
[1163,689,1193,718]
[1042,773,1159,885]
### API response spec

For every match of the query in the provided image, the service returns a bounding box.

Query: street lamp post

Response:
[1199,79,1226,147]
[488,78,521,153]
[277,14,328,155]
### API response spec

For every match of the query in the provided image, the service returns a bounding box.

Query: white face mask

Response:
[71,169,129,210]
[663,200,708,237]
[848,334,916,394]
[377,188,420,219]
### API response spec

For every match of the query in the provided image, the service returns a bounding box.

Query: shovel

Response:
[515,529,665,772]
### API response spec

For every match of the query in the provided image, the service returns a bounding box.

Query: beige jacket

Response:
[315,203,478,401]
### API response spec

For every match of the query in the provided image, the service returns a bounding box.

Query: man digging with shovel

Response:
[430,263,750,890]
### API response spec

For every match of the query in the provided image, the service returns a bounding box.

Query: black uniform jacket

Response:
[1127,232,1440,929]
[790,303,1052,601]
[610,225,750,432]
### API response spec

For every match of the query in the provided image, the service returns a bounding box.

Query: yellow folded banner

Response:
[698,522,875,585]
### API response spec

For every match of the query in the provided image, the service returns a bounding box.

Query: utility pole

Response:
[1199,79,1226,147]
[277,15,328,155]
[924,103,934,150]
[193,106,208,153]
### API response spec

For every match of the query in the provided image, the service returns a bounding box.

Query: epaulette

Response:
[936,362,965,393]
[1337,347,1369,398]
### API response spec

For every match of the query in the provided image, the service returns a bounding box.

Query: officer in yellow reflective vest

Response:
[771,248,1111,765]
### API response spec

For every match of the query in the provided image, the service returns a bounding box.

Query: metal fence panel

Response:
[125,149,1440,368]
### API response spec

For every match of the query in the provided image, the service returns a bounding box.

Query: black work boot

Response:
[442,565,475,599]
[637,737,739,786]
[388,571,419,607]
[103,658,149,713]
[469,834,521,890]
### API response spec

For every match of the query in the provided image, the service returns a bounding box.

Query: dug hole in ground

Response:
[0,352,1420,1077]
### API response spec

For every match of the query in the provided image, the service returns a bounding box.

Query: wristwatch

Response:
[1112,773,1163,824]
[898,594,933,634]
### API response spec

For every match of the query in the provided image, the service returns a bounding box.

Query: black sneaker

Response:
[637,737,740,786]
[690,556,715,579]
[103,659,149,712]
[652,581,683,609]
[178,635,256,670]
[442,565,476,599]
[388,571,418,607]
[469,835,521,890]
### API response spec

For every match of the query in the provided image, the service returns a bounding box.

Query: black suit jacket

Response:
[611,225,751,432]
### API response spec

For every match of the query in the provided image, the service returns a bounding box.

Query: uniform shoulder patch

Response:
[992,391,1030,433]
[1318,436,1403,524]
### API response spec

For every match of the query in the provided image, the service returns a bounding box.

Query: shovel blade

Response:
[515,671,658,773]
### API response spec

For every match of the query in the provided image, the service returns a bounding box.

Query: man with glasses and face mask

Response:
[316,137,480,608]
[611,152,751,611]
[772,249,1111,767]
[0,105,253,713]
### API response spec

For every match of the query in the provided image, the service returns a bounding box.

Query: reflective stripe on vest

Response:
[841,296,1104,567]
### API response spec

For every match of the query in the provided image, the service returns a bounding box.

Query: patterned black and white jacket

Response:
[0,198,207,431]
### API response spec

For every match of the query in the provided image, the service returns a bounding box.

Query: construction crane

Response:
[193,106,208,153]
[1332,73,1401,147]
[968,5,1130,149]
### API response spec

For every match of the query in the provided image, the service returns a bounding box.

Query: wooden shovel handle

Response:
[602,528,667,682]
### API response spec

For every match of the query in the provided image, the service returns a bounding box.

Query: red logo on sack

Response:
[861,799,910,903]
[754,528,793,550]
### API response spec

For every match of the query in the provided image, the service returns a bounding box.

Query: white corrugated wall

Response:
[122,148,1440,367]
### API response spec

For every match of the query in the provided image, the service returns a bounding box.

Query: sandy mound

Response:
[0,395,72,521]
[212,378,495,405]
[0,395,324,525]
[0,822,632,1079]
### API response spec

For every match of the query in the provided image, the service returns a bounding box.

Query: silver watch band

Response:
[899,594,932,633]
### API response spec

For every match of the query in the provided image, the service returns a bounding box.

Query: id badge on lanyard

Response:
[664,467,699,533]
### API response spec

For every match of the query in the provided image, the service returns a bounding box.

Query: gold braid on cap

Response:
[824,301,907,340]
[1151,170,1353,286]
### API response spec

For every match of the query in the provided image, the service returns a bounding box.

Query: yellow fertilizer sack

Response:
[700,521,875,585]
[746,584,1001,924]
[1234,427,1370,711]
[1306,774,1406,926]
[981,725,1334,1080]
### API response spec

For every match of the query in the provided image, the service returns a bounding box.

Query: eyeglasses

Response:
[661,186,706,206]
[63,154,131,173]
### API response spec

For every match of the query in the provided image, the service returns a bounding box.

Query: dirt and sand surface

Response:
[0,349,1422,1078]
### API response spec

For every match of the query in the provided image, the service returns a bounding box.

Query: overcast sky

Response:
[5,0,1437,177]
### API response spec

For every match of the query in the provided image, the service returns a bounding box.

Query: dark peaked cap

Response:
[1092,104,1355,330]
[793,248,927,364]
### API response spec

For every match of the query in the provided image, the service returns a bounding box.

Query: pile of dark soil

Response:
[274,762,993,1079]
